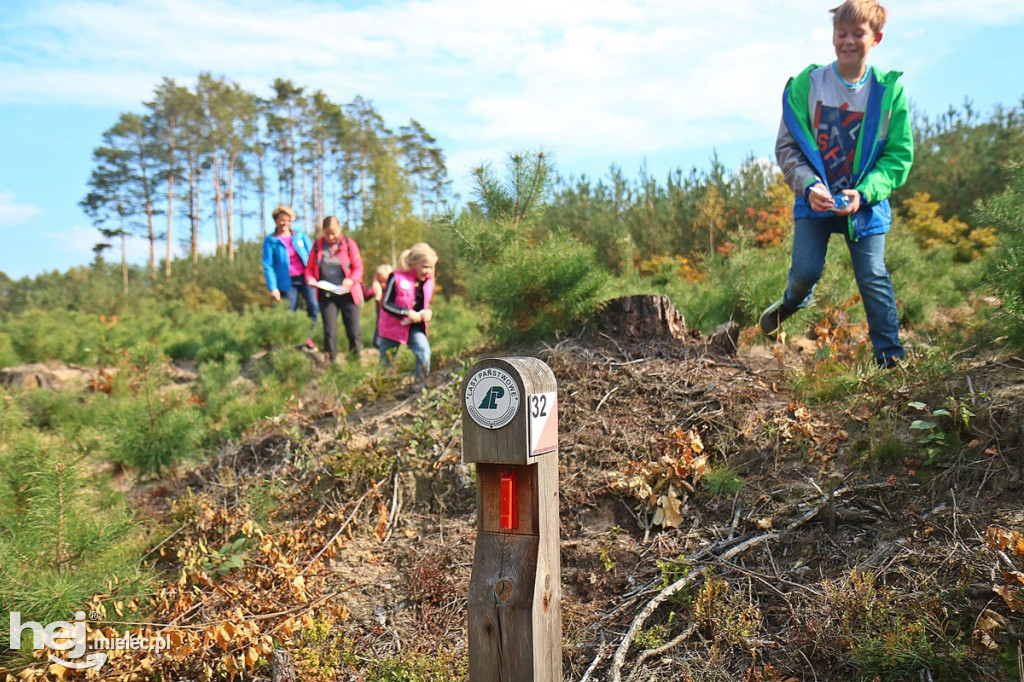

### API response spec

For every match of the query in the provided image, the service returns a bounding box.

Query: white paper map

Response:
[314,280,349,295]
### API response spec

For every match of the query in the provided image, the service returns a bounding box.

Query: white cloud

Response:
[0,191,42,227]
[46,225,152,263]
[1,0,1022,196]
[44,225,218,265]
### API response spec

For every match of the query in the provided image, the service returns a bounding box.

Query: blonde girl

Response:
[377,243,438,379]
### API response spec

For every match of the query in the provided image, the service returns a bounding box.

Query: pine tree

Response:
[81,143,136,293]
[146,78,196,276]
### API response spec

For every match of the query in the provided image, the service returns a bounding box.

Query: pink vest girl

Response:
[378,269,433,345]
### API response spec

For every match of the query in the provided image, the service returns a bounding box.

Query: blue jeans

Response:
[378,328,431,380]
[782,216,903,365]
[285,276,320,338]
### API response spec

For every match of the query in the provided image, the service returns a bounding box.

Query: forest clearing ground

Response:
[6,308,1023,680]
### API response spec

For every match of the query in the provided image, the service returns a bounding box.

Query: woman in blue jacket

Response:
[261,205,319,348]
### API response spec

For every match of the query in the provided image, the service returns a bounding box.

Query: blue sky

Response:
[2,0,1023,279]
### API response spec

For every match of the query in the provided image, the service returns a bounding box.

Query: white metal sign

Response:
[528,391,558,457]
[465,367,521,430]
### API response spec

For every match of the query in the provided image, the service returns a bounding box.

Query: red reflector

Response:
[500,472,517,530]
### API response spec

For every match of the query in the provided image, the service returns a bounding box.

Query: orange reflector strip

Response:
[499,472,517,530]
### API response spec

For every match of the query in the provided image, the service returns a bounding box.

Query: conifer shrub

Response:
[666,240,789,333]
[196,354,272,441]
[247,304,312,351]
[0,412,150,638]
[884,228,985,327]
[157,241,268,313]
[472,232,608,344]
[975,160,1024,348]
[3,309,94,363]
[429,294,483,364]
[104,345,206,476]
[0,332,17,369]
[663,217,986,338]
[166,338,202,361]
[447,151,610,345]
[107,393,205,476]
[251,347,315,390]
[17,388,89,431]
[193,320,253,364]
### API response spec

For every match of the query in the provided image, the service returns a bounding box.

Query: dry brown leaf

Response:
[974,629,999,650]
[994,584,1023,612]
[373,502,389,541]
[46,665,68,682]
[978,608,1008,632]
[984,525,1023,553]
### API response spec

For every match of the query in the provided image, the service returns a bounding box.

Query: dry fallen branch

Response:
[607,482,902,682]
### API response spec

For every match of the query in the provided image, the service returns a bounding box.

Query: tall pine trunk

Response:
[258,146,267,240]
[119,214,128,294]
[188,152,200,262]
[226,146,237,261]
[212,153,224,257]
[165,121,176,278]
[136,142,156,281]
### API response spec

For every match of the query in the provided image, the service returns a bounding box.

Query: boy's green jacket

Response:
[782,64,914,240]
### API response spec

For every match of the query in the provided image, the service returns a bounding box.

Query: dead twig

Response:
[608,482,887,682]
[596,386,620,413]
[301,478,385,575]
[626,622,700,681]
[578,632,608,682]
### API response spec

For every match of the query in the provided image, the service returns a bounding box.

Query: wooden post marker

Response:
[462,357,561,682]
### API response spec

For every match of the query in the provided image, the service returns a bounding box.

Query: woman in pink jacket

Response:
[377,243,437,380]
[305,216,364,362]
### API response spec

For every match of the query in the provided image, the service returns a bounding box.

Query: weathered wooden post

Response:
[462,357,561,682]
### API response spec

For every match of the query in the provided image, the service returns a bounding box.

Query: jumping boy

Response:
[759,0,914,368]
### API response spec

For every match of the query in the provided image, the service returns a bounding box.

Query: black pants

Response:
[320,292,362,360]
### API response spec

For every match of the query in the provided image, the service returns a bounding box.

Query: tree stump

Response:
[0,362,101,391]
[599,295,687,341]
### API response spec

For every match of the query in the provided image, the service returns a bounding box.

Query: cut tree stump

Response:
[0,362,101,391]
[599,295,688,341]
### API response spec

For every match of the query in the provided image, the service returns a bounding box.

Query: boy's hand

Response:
[832,190,860,216]
[807,183,833,212]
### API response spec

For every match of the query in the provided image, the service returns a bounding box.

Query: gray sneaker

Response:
[759,298,793,335]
